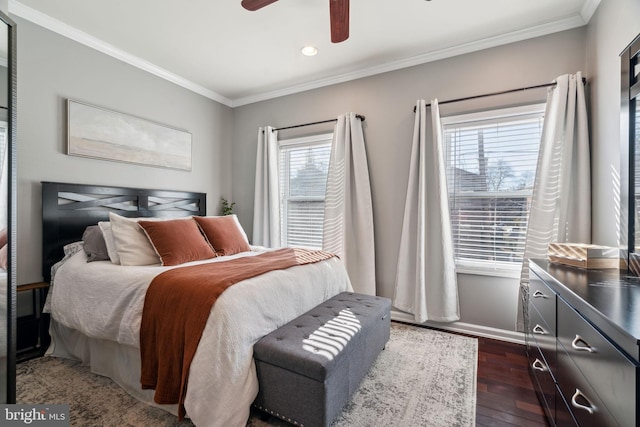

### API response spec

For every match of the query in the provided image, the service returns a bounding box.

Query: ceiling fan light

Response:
[301,46,318,56]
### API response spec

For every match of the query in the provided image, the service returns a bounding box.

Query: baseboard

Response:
[391,310,526,345]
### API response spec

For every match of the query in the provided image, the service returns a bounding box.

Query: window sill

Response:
[455,264,522,279]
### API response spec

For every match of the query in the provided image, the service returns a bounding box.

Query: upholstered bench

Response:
[253,292,391,427]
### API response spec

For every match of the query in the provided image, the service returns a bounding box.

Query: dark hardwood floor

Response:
[476,336,549,427]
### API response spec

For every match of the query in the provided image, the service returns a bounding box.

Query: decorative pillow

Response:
[82,225,110,262]
[0,228,7,249]
[138,218,216,266]
[193,215,251,256]
[98,221,121,265]
[108,212,160,266]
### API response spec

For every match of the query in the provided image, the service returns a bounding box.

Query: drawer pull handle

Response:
[532,324,547,335]
[571,335,595,353]
[571,388,596,415]
[532,358,547,372]
[532,290,547,298]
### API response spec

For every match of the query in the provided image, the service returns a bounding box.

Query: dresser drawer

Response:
[527,344,555,422]
[557,345,619,427]
[528,303,556,377]
[529,274,556,333]
[555,387,579,427]
[557,297,637,427]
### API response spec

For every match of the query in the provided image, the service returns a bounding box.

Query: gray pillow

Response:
[82,225,110,262]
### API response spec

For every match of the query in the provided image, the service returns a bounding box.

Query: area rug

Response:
[17,322,477,426]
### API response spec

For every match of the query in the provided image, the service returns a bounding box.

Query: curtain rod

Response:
[414,77,587,111]
[271,114,365,132]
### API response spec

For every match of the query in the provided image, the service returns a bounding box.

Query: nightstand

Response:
[17,281,49,361]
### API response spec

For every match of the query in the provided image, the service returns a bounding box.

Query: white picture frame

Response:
[67,99,192,171]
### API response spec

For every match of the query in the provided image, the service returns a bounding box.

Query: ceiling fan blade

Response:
[330,0,349,43]
[241,0,279,12]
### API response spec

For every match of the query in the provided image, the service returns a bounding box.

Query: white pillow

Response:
[108,212,161,266]
[98,221,121,265]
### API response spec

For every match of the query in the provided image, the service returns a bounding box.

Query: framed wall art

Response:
[67,99,192,171]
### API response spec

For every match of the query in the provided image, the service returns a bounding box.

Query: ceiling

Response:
[11,0,600,107]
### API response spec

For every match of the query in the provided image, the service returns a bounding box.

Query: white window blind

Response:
[442,104,545,269]
[279,134,333,249]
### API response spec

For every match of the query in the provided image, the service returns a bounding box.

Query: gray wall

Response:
[16,17,233,284]
[15,1,636,338]
[586,0,640,247]
[232,29,587,337]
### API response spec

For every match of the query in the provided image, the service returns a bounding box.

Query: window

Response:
[441,104,545,273]
[278,133,333,249]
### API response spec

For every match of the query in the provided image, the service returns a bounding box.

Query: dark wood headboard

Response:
[41,181,207,282]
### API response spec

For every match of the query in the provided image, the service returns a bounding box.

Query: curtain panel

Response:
[393,99,460,323]
[252,126,281,247]
[517,72,591,331]
[323,113,376,295]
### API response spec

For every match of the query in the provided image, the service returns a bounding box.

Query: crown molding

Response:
[8,0,233,106]
[580,0,601,23]
[9,0,593,108]
[231,14,588,106]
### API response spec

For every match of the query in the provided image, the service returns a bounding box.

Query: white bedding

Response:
[45,247,352,427]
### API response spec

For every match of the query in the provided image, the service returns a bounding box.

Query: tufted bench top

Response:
[253,292,391,382]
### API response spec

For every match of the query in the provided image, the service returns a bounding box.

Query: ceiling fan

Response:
[241,0,350,43]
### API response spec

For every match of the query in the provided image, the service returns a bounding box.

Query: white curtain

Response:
[393,99,460,323]
[252,126,281,247]
[322,113,376,295]
[517,72,590,330]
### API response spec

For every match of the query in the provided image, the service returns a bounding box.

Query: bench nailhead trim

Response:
[256,405,304,427]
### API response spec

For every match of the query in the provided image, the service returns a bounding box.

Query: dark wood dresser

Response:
[527,259,639,426]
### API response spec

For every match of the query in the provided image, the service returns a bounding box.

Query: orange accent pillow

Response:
[193,216,251,256]
[138,218,216,266]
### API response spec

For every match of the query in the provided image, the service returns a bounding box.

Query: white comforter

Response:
[47,247,353,427]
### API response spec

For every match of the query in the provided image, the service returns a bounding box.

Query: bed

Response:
[40,182,353,427]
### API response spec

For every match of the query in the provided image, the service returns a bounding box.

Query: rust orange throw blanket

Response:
[139,248,336,419]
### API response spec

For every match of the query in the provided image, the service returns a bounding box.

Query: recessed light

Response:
[301,46,318,56]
